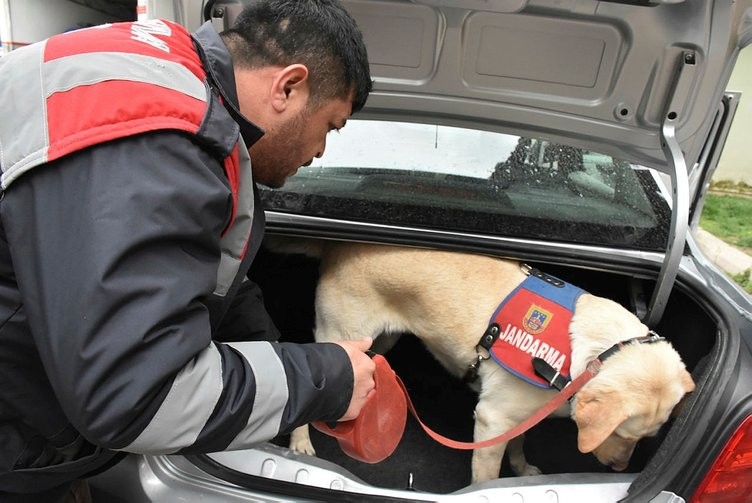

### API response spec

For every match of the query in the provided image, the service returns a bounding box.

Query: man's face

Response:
[250,96,353,188]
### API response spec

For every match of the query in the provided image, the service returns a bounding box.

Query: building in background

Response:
[715,46,752,185]
[0,0,135,55]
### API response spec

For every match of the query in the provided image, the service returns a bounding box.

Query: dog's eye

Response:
[613,431,639,442]
[617,428,659,441]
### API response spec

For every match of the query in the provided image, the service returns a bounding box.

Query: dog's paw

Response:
[513,463,542,477]
[289,439,316,456]
[288,427,317,456]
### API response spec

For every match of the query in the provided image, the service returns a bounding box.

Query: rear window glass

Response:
[259,120,671,250]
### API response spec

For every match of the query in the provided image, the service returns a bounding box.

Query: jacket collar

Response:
[191,21,264,147]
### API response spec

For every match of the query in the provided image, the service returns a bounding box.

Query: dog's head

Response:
[572,341,695,471]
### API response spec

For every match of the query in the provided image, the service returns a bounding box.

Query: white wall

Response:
[0,0,11,54]
[139,0,203,30]
[1,0,120,53]
[714,46,752,185]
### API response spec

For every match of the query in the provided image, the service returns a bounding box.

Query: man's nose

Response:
[315,137,327,158]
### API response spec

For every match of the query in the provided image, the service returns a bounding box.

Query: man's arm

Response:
[4,131,357,454]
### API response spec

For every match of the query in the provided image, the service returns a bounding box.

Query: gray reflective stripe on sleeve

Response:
[0,41,49,190]
[214,135,254,296]
[224,341,288,449]
[0,50,206,190]
[119,343,223,454]
[43,52,206,101]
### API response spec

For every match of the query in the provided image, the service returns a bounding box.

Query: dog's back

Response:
[312,242,526,376]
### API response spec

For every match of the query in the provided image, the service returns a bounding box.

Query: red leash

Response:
[315,336,660,462]
[395,362,599,450]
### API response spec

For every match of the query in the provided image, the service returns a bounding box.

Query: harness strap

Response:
[532,357,571,391]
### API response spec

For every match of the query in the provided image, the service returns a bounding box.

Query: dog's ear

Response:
[681,369,695,393]
[671,370,695,419]
[574,388,629,453]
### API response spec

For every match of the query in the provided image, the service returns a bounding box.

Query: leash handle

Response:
[395,367,596,450]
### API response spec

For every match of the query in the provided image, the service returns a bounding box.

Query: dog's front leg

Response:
[472,404,542,481]
[471,402,510,483]
[289,424,316,456]
[471,443,507,483]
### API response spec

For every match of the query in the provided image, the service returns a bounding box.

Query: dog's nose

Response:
[610,461,628,472]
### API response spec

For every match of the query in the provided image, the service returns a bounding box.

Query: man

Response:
[0,1,376,501]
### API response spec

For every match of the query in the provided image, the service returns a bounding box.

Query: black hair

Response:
[221,0,372,113]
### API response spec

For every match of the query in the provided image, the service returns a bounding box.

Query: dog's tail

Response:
[262,235,326,258]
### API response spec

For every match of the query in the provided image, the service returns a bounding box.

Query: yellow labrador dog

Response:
[278,240,695,483]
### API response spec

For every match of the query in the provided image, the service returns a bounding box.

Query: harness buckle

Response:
[464,323,500,383]
[644,330,666,344]
[463,354,487,383]
[532,357,572,391]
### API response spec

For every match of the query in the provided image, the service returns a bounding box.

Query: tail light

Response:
[690,414,752,503]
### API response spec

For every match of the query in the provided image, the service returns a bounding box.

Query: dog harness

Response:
[471,267,584,389]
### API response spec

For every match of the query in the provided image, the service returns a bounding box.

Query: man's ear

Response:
[574,387,629,453]
[270,64,310,113]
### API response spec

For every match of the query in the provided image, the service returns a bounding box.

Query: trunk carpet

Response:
[273,335,629,494]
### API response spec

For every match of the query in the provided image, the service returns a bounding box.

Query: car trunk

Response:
[233,239,716,496]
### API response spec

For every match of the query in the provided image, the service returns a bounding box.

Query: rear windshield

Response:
[259,119,671,250]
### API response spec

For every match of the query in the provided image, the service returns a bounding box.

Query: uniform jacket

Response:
[0,19,352,494]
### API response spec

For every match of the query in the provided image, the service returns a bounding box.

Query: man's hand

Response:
[334,338,376,421]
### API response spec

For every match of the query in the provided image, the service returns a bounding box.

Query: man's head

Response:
[221,0,372,187]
